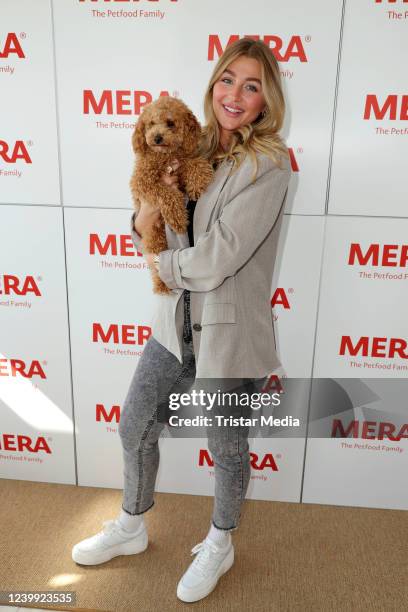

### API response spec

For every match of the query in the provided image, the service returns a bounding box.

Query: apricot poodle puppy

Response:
[130,96,214,294]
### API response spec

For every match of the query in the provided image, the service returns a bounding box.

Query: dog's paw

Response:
[185,162,214,199]
[170,219,188,234]
[163,202,188,234]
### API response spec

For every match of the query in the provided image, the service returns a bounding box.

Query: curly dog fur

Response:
[129,96,214,294]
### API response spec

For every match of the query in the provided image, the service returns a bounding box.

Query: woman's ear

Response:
[183,110,201,155]
[132,115,147,154]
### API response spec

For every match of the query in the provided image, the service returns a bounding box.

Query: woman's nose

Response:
[230,83,242,102]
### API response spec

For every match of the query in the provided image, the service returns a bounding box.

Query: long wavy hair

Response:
[198,38,289,182]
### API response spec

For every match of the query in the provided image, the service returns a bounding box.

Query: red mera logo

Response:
[348,243,408,267]
[0,275,41,296]
[260,374,284,395]
[271,288,290,310]
[83,90,169,116]
[0,359,46,379]
[199,449,279,471]
[208,35,308,62]
[364,95,408,120]
[0,140,32,164]
[339,336,408,359]
[288,148,299,172]
[0,434,52,454]
[96,404,120,423]
[92,323,151,345]
[0,33,25,59]
[332,419,408,441]
[89,233,142,257]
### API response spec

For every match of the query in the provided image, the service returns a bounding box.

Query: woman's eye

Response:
[220,78,257,92]
[166,120,175,128]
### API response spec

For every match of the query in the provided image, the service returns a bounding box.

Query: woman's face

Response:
[212,55,266,149]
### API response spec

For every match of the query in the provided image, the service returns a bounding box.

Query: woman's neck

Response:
[219,128,233,152]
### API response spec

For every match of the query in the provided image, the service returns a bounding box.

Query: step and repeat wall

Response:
[0,0,407,511]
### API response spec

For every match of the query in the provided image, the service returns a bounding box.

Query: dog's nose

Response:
[154,134,163,144]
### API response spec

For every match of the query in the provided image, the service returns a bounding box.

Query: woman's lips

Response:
[222,104,244,118]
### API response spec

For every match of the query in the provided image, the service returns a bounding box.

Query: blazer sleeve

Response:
[158,161,291,293]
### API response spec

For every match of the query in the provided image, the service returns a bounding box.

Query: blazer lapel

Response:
[193,159,233,239]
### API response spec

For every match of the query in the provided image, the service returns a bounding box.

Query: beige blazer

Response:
[130,151,291,379]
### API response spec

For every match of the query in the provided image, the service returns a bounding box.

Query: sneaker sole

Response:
[176,545,234,603]
[72,530,148,566]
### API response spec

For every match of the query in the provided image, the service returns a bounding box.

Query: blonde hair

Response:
[198,38,289,181]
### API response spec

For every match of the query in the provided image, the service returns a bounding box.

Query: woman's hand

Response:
[160,158,180,190]
[133,200,160,237]
[144,252,157,271]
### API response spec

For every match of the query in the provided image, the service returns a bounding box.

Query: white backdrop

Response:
[0,0,407,512]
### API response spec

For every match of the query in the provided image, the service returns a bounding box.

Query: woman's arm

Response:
[130,207,159,254]
[157,161,291,293]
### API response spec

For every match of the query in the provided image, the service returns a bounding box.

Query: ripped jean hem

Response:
[212,520,239,532]
[121,500,155,516]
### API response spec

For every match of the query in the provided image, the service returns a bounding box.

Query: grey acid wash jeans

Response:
[119,290,265,531]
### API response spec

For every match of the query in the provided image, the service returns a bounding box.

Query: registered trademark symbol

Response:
[288,287,294,293]
[305,36,311,43]
[43,360,47,365]
[27,140,33,147]
[48,438,52,442]
[297,147,303,154]
[20,32,27,39]
[276,453,282,459]
[37,276,42,282]
[172,91,179,98]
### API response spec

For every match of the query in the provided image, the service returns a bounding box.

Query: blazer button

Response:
[193,323,202,332]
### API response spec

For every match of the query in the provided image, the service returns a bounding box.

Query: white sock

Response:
[207,522,231,547]
[118,508,144,533]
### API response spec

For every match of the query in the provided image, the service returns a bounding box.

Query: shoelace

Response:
[190,540,226,577]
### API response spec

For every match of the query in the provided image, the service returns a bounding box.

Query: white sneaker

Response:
[72,518,148,565]
[177,536,234,603]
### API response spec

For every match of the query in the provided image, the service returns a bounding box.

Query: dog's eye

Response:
[166,120,175,128]
[149,121,155,127]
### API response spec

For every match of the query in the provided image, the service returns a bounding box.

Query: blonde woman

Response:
[72,38,291,603]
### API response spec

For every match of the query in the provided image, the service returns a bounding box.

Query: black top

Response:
[186,160,218,247]
[186,199,197,247]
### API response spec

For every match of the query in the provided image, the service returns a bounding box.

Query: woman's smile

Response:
[222,104,244,117]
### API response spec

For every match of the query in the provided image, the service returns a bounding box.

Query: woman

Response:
[72,38,291,603]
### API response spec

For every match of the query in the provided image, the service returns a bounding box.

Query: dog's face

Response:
[132,97,201,157]
[143,104,184,152]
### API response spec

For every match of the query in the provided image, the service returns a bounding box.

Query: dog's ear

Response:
[132,114,147,154]
[183,109,201,155]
